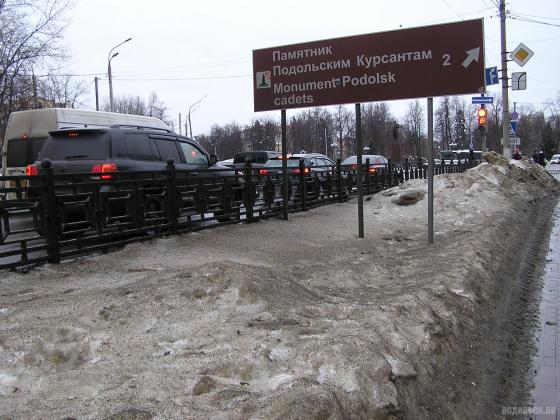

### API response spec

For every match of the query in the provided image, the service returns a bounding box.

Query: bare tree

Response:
[435,97,452,150]
[361,102,393,156]
[36,72,87,107]
[244,116,279,152]
[450,97,468,149]
[0,0,75,138]
[402,100,425,160]
[145,92,171,125]
[332,105,353,159]
[102,92,171,126]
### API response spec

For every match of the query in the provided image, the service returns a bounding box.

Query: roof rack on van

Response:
[109,124,173,133]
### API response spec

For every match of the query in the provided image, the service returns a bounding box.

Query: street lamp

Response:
[188,95,208,138]
[107,37,132,112]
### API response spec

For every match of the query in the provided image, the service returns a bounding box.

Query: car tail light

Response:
[259,169,269,175]
[25,164,39,176]
[92,162,118,180]
[368,167,377,174]
[292,167,310,175]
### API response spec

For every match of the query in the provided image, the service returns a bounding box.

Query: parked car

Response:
[260,153,336,176]
[26,125,240,221]
[549,154,560,164]
[342,154,388,173]
[257,153,337,202]
[218,158,235,168]
[28,125,231,176]
[232,151,281,170]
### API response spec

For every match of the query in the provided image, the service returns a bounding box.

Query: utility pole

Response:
[94,77,99,111]
[500,0,511,159]
[178,113,182,135]
[32,74,38,109]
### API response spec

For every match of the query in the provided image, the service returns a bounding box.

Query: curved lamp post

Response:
[108,37,132,112]
[188,95,208,138]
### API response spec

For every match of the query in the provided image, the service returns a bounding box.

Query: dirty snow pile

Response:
[0,153,558,419]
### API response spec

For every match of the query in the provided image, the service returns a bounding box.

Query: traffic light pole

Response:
[500,0,511,159]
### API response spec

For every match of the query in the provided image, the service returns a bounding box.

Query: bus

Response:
[440,149,483,164]
[455,149,483,162]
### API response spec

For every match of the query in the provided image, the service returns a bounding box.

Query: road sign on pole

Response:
[253,19,485,111]
[485,66,499,85]
[510,43,534,67]
[512,72,527,90]
[510,121,518,137]
[472,96,493,104]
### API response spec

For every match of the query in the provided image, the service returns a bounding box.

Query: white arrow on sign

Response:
[462,47,481,68]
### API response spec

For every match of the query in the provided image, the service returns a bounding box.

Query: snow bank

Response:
[0,158,558,419]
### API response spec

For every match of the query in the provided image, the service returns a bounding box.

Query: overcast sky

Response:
[65,0,560,136]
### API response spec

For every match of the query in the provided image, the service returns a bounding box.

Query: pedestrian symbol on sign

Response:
[510,121,518,138]
[256,71,271,89]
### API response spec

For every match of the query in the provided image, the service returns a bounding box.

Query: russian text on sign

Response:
[273,60,350,77]
[356,50,432,69]
[272,47,333,62]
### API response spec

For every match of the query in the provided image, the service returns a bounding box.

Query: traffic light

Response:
[392,121,399,140]
[477,106,488,127]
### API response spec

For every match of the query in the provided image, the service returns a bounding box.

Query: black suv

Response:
[27,126,243,222]
[29,125,230,175]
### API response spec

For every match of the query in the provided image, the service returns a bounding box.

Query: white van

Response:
[1,108,169,198]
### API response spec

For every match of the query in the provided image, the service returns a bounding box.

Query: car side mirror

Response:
[209,154,218,165]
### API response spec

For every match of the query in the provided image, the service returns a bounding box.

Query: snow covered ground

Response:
[0,153,558,419]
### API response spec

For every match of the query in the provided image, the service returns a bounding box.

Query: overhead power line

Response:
[117,74,252,81]
[509,15,560,28]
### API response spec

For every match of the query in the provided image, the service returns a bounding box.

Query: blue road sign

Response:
[472,96,493,104]
[485,67,499,85]
[510,121,518,137]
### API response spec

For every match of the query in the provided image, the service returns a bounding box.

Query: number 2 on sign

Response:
[442,54,451,66]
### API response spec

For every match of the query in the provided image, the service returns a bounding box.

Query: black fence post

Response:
[404,158,409,181]
[365,158,371,194]
[388,158,393,186]
[244,162,254,223]
[166,159,178,234]
[42,159,60,264]
[336,159,343,202]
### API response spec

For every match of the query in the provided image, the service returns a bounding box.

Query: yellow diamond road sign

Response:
[510,43,534,67]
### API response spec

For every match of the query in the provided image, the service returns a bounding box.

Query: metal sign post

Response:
[427,98,434,244]
[355,104,364,238]
[281,110,288,221]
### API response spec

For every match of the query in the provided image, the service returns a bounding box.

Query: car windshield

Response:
[266,158,302,168]
[39,131,107,160]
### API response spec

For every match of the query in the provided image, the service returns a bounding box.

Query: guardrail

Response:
[0,158,476,270]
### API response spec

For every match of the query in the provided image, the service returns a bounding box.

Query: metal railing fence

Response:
[0,158,476,270]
